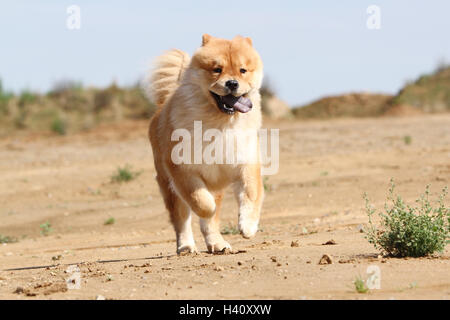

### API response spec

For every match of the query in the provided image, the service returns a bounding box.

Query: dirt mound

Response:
[392,66,450,113]
[261,95,292,119]
[383,104,423,117]
[292,66,450,119]
[293,93,393,119]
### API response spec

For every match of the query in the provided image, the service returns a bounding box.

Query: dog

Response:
[148,34,264,254]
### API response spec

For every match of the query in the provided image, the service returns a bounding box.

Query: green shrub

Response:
[403,135,412,145]
[364,180,450,257]
[221,223,240,235]
[51,117,67,135]
[354,276,369,294]
[111,165,141,183]
[104,217,115,225]
[40,221,53,236]
[0,234,18,243]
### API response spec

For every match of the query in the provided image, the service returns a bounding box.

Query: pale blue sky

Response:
[1,1,449,106]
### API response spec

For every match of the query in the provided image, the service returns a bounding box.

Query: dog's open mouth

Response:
[210,92,253,115]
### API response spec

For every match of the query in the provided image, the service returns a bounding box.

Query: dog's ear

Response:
[235,35,253,47]
[202,34,212,46]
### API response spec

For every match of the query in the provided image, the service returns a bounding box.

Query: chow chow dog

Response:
[148,34,264,254]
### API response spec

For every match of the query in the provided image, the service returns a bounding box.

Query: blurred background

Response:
[0,0,449,134]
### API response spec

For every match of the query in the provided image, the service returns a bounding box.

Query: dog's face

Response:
[191,34,263,115]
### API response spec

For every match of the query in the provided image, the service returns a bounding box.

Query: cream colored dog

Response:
[148,34,264,254]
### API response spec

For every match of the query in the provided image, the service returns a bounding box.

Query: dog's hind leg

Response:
[200,192,232,253]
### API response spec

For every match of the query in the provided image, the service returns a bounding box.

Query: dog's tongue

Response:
[222,95,252,113]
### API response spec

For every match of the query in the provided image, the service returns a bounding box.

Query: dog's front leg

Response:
[234,165,264,239]
[200,192,232,253]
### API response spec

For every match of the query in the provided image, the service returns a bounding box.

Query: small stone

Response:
[270,256,277,263]
[14,287,24,294]
[218,248,232,255]
[318,254,333,265]
[322,240,336,245]
[214,266,224,271]
[237,261,243,266]
[338,258,355,264]
[290,240,299,247]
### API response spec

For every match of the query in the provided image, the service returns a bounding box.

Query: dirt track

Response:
[0,114,449,299]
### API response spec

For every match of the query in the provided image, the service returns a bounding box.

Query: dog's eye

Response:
[240,68,247,74]
[213,68,222,73]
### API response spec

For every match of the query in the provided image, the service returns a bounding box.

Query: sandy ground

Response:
[0,114,449,300]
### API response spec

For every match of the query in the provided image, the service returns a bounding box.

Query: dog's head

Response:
[191,34,263,115]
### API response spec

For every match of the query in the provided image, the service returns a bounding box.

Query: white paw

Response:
[239,220,258,239]
[206,239,232,253]
[177,243,198,255]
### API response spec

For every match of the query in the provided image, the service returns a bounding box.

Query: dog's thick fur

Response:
[148,34,264,253]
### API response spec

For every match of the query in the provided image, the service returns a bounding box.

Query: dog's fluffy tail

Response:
[146,49,190,108]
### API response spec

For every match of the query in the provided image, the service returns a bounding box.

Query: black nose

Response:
[225,80,239,91]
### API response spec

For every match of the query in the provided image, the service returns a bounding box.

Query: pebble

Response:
[318,254,333,265]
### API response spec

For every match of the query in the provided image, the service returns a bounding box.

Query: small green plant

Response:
[51,117,67,135]
[104,217,115,225]
[40,221,52,236]
[263,177,272,192]
[364,180,450,258]
[111,165,141,183]
[354,276,369,294]
[221,223,240,235]
[0,234,18,244]
[403,135,412,145]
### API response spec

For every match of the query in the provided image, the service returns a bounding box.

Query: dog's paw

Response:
[206,239,232,253]
[177,243,198,255]
[239,220,258,239]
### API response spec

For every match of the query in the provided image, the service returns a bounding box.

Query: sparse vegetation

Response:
[392,65,450,112]
[403,135,412,145]
[354,276,369,294]
[0,79,156,137]
[51,117,67,135]
[364,180,450,258]
[40,221,53,236]
[104,217,116,225]
[221,223,240,235]
[293,65,450,119]
[263,176,272,192]
[111,165,141,183]
[0,234,18,244]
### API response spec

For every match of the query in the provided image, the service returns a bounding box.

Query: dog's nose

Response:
[225,80,239,91]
